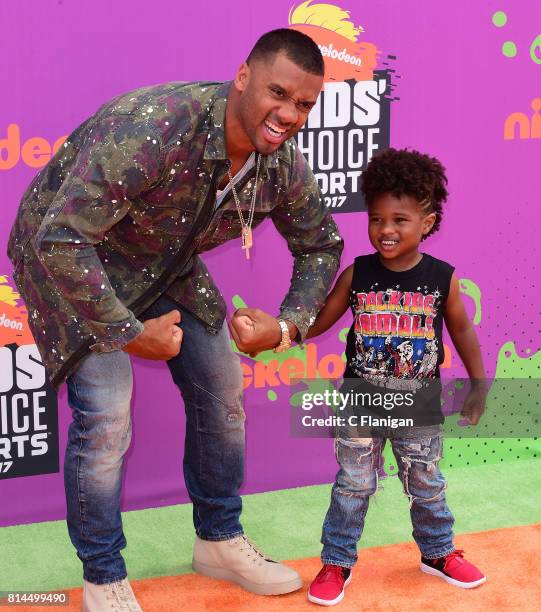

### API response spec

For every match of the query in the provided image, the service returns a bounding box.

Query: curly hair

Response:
[361,148,448,239]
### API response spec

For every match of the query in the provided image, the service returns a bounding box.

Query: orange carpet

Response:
[9,523,541,611]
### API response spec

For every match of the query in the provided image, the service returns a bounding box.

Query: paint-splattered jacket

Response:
[7,81,343,388]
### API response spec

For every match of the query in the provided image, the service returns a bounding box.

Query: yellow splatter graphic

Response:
[288,0,364,41]
[0,275,20,306]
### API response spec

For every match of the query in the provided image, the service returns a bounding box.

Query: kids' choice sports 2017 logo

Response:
[289,1,393,212]
[0,276,58,480]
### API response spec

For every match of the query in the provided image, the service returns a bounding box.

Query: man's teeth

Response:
[265,120,286,136]
[382,240,398,245]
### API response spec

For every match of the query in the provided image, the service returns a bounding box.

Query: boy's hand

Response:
[444,273,487,426]
[460,384,487,425]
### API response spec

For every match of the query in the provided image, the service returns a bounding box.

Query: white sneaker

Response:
[192,534,302,595]
[82,578,142,611]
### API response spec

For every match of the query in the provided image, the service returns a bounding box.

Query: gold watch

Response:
[274,319,292,353]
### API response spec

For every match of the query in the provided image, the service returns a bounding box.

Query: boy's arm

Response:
[306,265,353,339]
[444,273,487,424]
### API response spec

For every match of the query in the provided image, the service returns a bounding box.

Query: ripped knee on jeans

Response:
[334,437,379,497]
[192,382,246,434]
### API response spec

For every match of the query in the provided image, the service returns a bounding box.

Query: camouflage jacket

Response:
[7,81,343,389]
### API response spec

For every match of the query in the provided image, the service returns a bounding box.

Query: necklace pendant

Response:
[241,226,253,260]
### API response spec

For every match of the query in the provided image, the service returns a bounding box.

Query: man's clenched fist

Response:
[123,310,183,360]
[229,308,296,355]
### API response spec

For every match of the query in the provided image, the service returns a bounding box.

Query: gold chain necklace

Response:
[227,153,261,260]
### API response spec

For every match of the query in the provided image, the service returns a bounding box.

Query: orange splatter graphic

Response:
[290,24,379,82]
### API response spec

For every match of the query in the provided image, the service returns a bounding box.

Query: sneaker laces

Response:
[232,535,272,564]
[315,564,345,584]
[106,580,140,611]
[443,549,465,569]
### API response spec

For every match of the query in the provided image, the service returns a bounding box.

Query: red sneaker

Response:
[308,564,352,606]
[421,550,486,588]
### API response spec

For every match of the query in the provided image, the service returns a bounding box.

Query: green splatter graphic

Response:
[530,34,541,64]
[502,41,518,57]
[495,341,541,378]
[267,390,277,401]
[338,327,349,343]
[491,10,541,65]
[489,11,517,60]
[439,342,541,471]
[232,295,248,311]
[492,11,507,27]
[459,278,482,325]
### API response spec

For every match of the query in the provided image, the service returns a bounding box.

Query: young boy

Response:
[306,149,487,606]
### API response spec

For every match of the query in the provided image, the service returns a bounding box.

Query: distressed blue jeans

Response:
[321,426,455,569]
[64,296,245,585]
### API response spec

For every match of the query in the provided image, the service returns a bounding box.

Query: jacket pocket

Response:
[128,199,197,236]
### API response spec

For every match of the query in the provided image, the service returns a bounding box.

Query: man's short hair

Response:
[247,28,324,76]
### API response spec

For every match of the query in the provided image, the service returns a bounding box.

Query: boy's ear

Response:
[422,212,437,235]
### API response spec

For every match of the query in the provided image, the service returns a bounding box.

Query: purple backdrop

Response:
[1,0,540,526]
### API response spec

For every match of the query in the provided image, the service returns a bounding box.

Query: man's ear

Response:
[234,62,250,92]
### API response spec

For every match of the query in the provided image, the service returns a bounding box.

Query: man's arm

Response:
[229,261,349,352]
[229,144,343,354]
[272,144,344,341]
[306,265,352,339]
[34,117,164,352]
[444,273,487,424]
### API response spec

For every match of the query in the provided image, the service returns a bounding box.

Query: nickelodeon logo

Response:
[0,124,67,170]
[241,344,345,390]
[504,98,541,140]
[0,313,23,332]
[288,1,378,82]
[318,43,362,66]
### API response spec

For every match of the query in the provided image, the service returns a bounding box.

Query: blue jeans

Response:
[64,295,245,584]
[321,426,455,569]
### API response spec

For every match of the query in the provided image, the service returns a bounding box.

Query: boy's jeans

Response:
[321,425,455,569]
[64,296,245,585]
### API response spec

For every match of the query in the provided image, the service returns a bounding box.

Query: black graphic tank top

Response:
[344,253,455,422]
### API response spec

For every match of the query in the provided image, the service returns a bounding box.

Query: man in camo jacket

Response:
[8,29,342,610]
